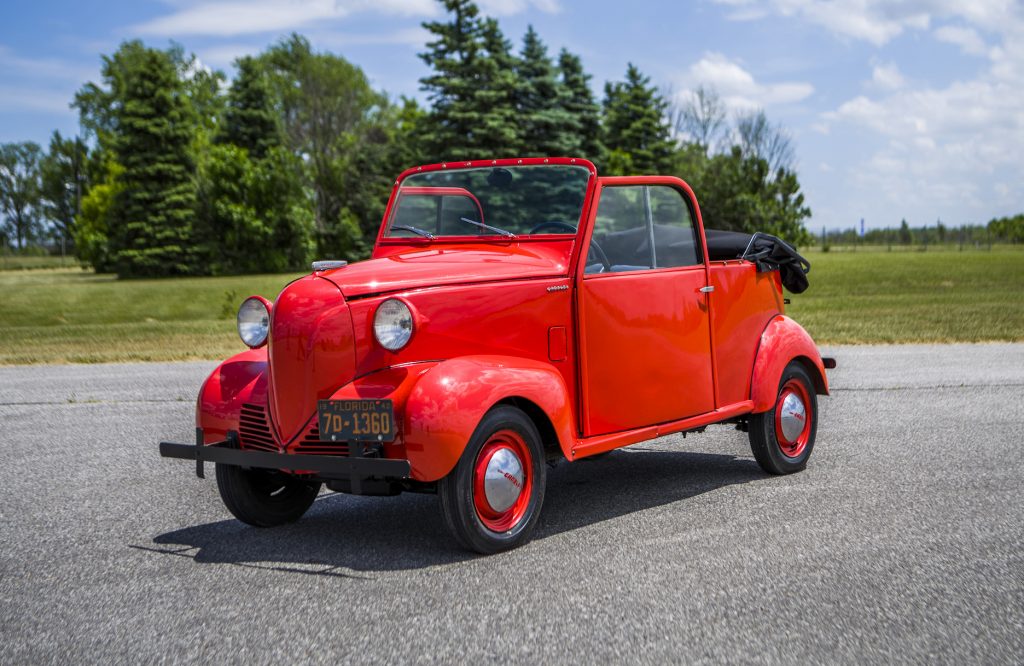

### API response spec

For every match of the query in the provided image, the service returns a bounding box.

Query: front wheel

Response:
[215,464,321,527]
[438,406,546,554]
[748,362,818,474]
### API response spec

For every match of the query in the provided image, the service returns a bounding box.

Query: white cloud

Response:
[713,0,1019,46]
[934,25,988,56]
[720,1,1024,222]
[134,0,439,37]
[870,62,904,90]
[682,52,813,108]
[134,0,559,37]
[478,0,562,16]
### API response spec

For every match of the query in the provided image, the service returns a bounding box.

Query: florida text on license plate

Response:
[317,399,396,442]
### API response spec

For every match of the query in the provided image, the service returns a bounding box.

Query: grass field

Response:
[787,246,1024,344]
[0,270,303,364]
[0,255,77,271]
[1,246,1022,364]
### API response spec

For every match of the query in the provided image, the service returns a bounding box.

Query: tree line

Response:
[0,0,876,277]
[818,217,1023,248]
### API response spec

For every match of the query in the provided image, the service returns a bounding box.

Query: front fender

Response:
[403,355,575,482]
[750,315,829,413]
[196,348,269,444]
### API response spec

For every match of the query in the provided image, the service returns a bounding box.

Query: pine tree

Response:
[419,0,486,160]
[472,17,523,156]
[557,49,603,164]
[217,56,281,159]
[107,41,198,277]
[515,26,577,157]
[602,64,675,175]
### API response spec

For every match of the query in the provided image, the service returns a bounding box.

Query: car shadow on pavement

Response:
[145,449,765,575]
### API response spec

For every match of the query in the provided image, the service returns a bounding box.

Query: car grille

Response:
[238,402,350,456]
[294,424,350,456]
[239,403,278,452]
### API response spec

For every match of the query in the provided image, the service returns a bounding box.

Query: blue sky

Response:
[2,0,1021,230]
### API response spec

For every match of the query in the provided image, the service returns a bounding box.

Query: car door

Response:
[577,180,715,436]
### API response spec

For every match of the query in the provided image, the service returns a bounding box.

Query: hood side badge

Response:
[312,260,348,272]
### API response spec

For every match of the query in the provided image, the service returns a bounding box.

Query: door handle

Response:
[699,286,715,293]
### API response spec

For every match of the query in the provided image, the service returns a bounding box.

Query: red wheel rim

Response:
[774,379,812,458]
[472,429,532,533]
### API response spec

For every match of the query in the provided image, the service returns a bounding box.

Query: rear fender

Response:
[196,348,269,443]
[750,315,829,413]
[403,355,575,482]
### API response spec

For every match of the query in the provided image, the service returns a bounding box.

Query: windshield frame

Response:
[375,157,599,248]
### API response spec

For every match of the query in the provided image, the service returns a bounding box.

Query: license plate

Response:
[317,399,396,442]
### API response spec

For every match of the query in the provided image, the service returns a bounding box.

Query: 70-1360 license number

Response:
[316,399,395,442]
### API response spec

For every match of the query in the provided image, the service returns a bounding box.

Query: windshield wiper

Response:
[391,224,436,240]
[459,217,517,239]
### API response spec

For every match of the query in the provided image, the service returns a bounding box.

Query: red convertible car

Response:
[160,157,832,553]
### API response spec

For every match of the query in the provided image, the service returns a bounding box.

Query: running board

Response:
[571,401,755,460]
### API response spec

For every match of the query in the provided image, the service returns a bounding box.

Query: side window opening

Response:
[585,185,702,273]
[649,186,701,268]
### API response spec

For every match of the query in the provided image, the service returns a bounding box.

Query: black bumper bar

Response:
[159,429,411,486]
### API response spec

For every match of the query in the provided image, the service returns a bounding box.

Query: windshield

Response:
[384,164,591,239]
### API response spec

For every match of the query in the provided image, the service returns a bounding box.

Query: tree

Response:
[689,146,810,246]
[419,0,487,161]
[472,17,523,156]
[736,109,795,175]
[988,214,1024,243]
[558,49,604,164]
[602,64,675,175]
[515,26,577,157]
[74,156,121,272]
[671,84,727,154]
[258,34,387,255]
[39,131,89,252]
[199,144,314,273]
[0,141,43,250]
[332,98,427,258]
[899,218,912,244]
[217,56,281,159]
[100,41,199,277]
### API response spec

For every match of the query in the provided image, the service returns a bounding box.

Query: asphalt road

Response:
[1,344,1022,664]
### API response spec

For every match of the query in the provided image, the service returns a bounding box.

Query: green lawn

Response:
[0,255,77,271]
[1,247,1021,364]
[787,246,1024,344]
[0,270,303,364]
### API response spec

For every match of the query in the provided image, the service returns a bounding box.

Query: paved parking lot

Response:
[1,344,1021,663]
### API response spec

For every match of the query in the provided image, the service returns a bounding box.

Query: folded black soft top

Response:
[705,229,811,294]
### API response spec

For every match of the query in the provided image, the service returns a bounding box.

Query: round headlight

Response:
[374,298,414,351]
[237,297,271,348]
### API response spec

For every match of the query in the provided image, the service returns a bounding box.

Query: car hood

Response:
[317,245,572,298]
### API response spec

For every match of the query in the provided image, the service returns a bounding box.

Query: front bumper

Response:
[159,429,412,493]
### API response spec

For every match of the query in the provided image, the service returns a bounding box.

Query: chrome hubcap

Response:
[779,392,807,442]
[483,447,524,513]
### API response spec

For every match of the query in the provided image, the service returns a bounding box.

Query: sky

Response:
[1,0,1021,231]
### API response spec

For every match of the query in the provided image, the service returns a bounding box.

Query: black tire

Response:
[215,464,321,527]
[749,362,818,475]
[438,406,547,554]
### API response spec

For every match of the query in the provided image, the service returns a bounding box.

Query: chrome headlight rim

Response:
[237,296,272,349]
[373,298,414,352]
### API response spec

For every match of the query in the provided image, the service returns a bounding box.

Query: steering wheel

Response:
[528,220,577,234]
[587,238,612,273]
[526,220,611,272]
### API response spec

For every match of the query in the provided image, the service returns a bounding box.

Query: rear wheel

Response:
[749,362,817,475]
[438,406,546,554]
[215,464,321,527]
